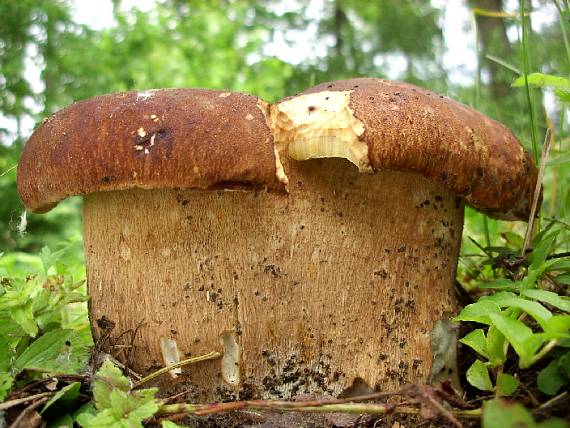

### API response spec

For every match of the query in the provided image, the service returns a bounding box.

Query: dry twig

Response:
[7,396,49,428]
[132,351,221,388]
[0,392,53,411]
[522,129,553,256]
[154,386,482,422]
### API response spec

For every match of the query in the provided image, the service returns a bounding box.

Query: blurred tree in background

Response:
[0,0,567,256]
[0,0,85,253]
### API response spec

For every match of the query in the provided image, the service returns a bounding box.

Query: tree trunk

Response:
[331,0,348,73]
[469,0,512,98]
[41,6,57,117]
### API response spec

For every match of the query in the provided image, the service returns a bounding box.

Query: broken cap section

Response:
[270,90,370,172]
[257,99,289,187]
[273,78,539,221]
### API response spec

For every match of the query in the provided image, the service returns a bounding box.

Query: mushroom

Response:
[17,79,538,400]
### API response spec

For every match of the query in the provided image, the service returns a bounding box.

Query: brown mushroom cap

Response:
[288,78,538,221]
[18,80,538,220]
[17,88,286,213]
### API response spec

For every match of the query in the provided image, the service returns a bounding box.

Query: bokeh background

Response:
[0,0,568,268]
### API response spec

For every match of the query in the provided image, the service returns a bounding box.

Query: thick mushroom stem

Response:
[84,158,463,400]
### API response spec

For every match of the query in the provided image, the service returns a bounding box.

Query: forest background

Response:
[0,1,569,426]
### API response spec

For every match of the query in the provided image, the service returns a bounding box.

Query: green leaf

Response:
[14,329,90,374]
[41,382,81,418]
[82,388,159,428]
[454,300,501,324]
[488,313,544,368]
[47,414,74,428]
[555,273,570,285]
[40,246,58,274]
[93,359,132,410]
[73,402,96,423]
[108,388,159,421]
[76,409,121,428]
[10,301,38,337]
[496,373,519,397]
[559,352,570,378]
[460,329,490,360]
[0,335,10,372]
[547,259,570,272]
[482,399,534,428]
[531,223,557,249]
[486,325,508,366]
[0,277,37,310]
[554,89,570,103]
[537,359,567,395]
[521,289,570,313]
[499,298,552,328]
[543,315,570,335]
[528,233,557,272]
[162,421,185,428]
[482,293,552,328]
[501,232,524,248]
[0,372,14,402]
[84,360,160,427]
[538,420,570,428]
[483,400,567,427]
[480,291,518,303]
[61,302,91,332]
[512,73,570,90]
[466,359,493,391]
[477,279,521,290]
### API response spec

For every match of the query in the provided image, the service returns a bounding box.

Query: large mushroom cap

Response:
[17,88,287,213]
[18,80,539,220]
[273,78,538,221]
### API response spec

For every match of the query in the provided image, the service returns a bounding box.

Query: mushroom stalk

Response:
[84,159,463,399]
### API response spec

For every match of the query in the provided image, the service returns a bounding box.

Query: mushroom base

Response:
[84,159,464,400]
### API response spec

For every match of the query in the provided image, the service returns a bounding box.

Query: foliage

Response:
[482,399,567,428]
[452,3,570,410]
[0,0,87,253]
[161,422,184,428]
[537,351,570,395]
[512,72,570,108]
[76,360,160,428]
[455,223,570,395]
[293,0,444,86]
[452,5,570,426]
[41,381,82,420]
[0,239,91,402]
